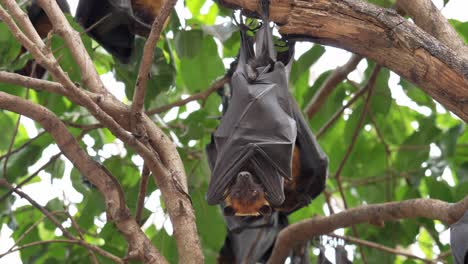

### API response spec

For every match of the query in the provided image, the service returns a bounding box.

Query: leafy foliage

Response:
[0,0,466,263]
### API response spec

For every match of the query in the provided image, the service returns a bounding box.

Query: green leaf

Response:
[400,78,435,110]
[449,19,468,43]
[0,140,45,182]
[76,191,105,229]
[394,118,441,185]
[175,30,204,59]
[179,32,224,92]
[45,158,66,179]
[187,0,205,17]
[437,124,464,159]
[418,228,434,259]
[0,22,21,67]
[0,112,15,151]
[290,45,325,85]
[151,226,179,263]
[425,177,453,202]
[115,38,175,108]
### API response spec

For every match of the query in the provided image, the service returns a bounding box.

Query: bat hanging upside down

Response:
[205,1,328,217]
[75,0,169,63]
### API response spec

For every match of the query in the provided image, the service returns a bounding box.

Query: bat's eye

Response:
[251,190,259,197]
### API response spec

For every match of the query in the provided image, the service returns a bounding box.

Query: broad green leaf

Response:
[400,78,435,110]
[0,22,21,67]
[449,19,468,43]
[115,38,176,108]
[179,32,224,92]
[290,45,325,85]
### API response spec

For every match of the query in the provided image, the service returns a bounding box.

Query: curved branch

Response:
[131,0,177,134]
[0,70,204,262]
[0,92,167,264]
[305,54,362,118]
[0,1,203,259]
[34,0,107,94]
[268,196,468,263]
[220,0,468,122]
[395,0,468,61]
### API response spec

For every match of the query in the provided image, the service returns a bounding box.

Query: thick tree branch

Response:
[305,54,362,118]
[0,69,203,263]
[0,71,67,95]
[34,0,107,94]
[0,92,167,264]
[268,196,468,263]
[0,1,203,259]
[220,0,468,122]
[395,0,468,61]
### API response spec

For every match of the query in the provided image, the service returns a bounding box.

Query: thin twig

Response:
[0,153,61,203]
[0,131,46,162]
[0,71,67,95]
[64,205,99,264]
[316,84,369,139]
[0,179,122,263]
[0,129,92,203]
[367,110,393,201]
[2,81,31,178]
[332,65,382,264]
[328,233,437,263]
[135,164,150,225]
[7,215,47,252]
[334,65,382,208]
[0,178,74,238]
[0,239,122,263]
[305,54,362,118]
[146,76,230,115]
[131,0,178,135]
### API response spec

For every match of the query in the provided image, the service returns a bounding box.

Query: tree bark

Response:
[221,0,468,122]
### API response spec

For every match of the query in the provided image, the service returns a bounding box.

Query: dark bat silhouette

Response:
[217,213,288,264]
[451,211,468,264]
[16,0,70,78]
[75,0,165,63]
[217,212,312,264]
[205,5,327,216]
[208,1,327,262]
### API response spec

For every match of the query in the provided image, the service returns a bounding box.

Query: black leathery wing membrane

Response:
[451,211,468,264]
[75,0,152,63]
[206,15,297,207]
[28,0,70,23]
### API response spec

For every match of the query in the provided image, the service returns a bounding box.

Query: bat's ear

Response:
[223,206,236,216]
[259,205,272,216]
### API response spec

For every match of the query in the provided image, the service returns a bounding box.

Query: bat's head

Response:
[223,171,272,216]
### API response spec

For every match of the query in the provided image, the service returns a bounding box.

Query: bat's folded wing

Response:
[75,0,136,63]
[291,97,328,200]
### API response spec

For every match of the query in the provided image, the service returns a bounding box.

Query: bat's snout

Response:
[237,171,253,182]
[223,171,271,216]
